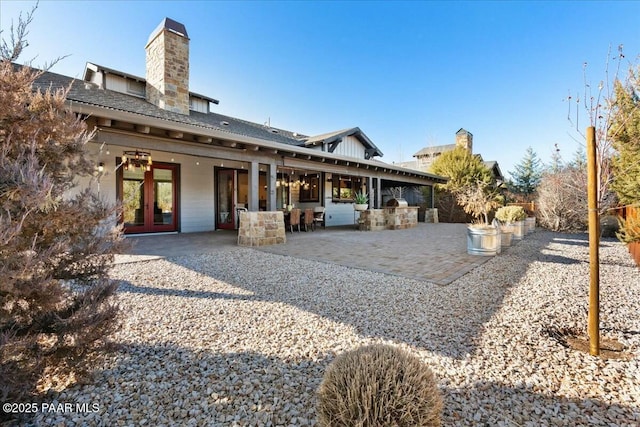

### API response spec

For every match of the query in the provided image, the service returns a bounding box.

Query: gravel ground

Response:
[31,231,639,426]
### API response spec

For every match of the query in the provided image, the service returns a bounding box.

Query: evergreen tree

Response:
[548,144,563,173]
[1,8,122,415]
[429,146,493,222]
[568,145,587,171]
[508,147,543,199]
[429,146,493,193]
[610,70,640,205]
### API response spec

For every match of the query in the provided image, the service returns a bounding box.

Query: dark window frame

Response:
[331,174,363,203]
[298,174,320,202]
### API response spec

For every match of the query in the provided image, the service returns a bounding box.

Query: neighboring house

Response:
[32,18,446,234]
[396,128,504,185]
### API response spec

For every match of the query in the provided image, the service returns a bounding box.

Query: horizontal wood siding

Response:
[174,155,215,233]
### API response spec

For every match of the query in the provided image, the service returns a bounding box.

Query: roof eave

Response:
[70,101,445,184]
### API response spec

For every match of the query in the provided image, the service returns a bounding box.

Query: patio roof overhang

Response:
[73,101,448,186]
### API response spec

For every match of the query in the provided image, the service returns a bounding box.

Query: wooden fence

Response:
[612,205,640,267]
[507,201,536,215]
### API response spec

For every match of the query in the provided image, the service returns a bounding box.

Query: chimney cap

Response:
[147,17,189,45]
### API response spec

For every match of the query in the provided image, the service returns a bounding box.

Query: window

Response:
[332,175,363,202]
[126,80,145,97]
[299,174,320,202]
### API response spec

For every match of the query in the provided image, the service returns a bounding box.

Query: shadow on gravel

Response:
[33,342,326,426]
[118,281,255,301]
[115,230,631,363]
[157,233,560,360]
[537,253,583,265]
[442,381,639,425]
[551,236,589,247]
[33,342,639,426]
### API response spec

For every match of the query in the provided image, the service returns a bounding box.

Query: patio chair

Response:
[303,208,314,231]
[289,208,301,233]
[313,206,325,230]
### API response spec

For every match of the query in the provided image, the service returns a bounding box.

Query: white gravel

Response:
[32,231,640,426]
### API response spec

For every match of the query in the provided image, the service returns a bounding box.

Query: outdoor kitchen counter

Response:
[359,207,418,231]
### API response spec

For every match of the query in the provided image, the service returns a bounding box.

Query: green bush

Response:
[494,206,526,223]
[316,344,443,427]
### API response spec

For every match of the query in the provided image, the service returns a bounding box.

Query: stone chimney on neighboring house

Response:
[145,18,190,115]
[455,128,473,153]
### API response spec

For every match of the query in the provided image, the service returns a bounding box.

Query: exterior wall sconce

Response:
[98,162,105,173]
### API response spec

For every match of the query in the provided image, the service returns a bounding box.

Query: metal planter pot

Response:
[525,217,536,234]
[501,231,513,247]
[467,225,500,256]
[505,220,525,240]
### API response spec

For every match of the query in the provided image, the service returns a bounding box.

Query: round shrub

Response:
[316,344,443,427]
[494,205,526,223]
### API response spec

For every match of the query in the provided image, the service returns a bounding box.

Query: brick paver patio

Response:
[255,223,490,285]
[119,223,490,285]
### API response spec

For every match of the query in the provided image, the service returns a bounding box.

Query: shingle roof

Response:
[33,68,308,146]
[83,62,220,105]
[484,160,504,180]
[30,65,389,160]
[413,144,456,157]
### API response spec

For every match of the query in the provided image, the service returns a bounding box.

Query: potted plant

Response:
[495,205,526,241]
[457,181,501,256]
[353,191,369,211]
[525,213,536,234]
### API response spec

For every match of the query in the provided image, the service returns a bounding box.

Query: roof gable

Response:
[304,127,383,159]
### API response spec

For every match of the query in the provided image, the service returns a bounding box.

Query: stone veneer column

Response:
[237,211,286,246]
[145,18,190,115]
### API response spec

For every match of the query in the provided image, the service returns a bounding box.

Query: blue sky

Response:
[1,1,639,177]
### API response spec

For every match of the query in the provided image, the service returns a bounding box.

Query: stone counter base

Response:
[237,211,286,246]
[360,207,418,231]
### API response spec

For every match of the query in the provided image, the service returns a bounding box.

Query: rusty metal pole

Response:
[586,126,600,356]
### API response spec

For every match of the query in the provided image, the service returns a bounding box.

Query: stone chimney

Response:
[455,128,473,153]
[145,18,190,115]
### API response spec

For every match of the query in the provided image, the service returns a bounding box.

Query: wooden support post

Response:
[586,126,600,356]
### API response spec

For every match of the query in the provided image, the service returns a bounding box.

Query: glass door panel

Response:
[122,168,146,231]
[151,166,177,232]
[153,168,174,226]
[217,169,235,229]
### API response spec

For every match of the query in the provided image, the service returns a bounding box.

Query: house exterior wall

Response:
[179,157,215,233]
[88,142,217,233]
[333,135,365,158]
[189,97,208,113]
[323,178,358,226]
[101,74,145,98]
